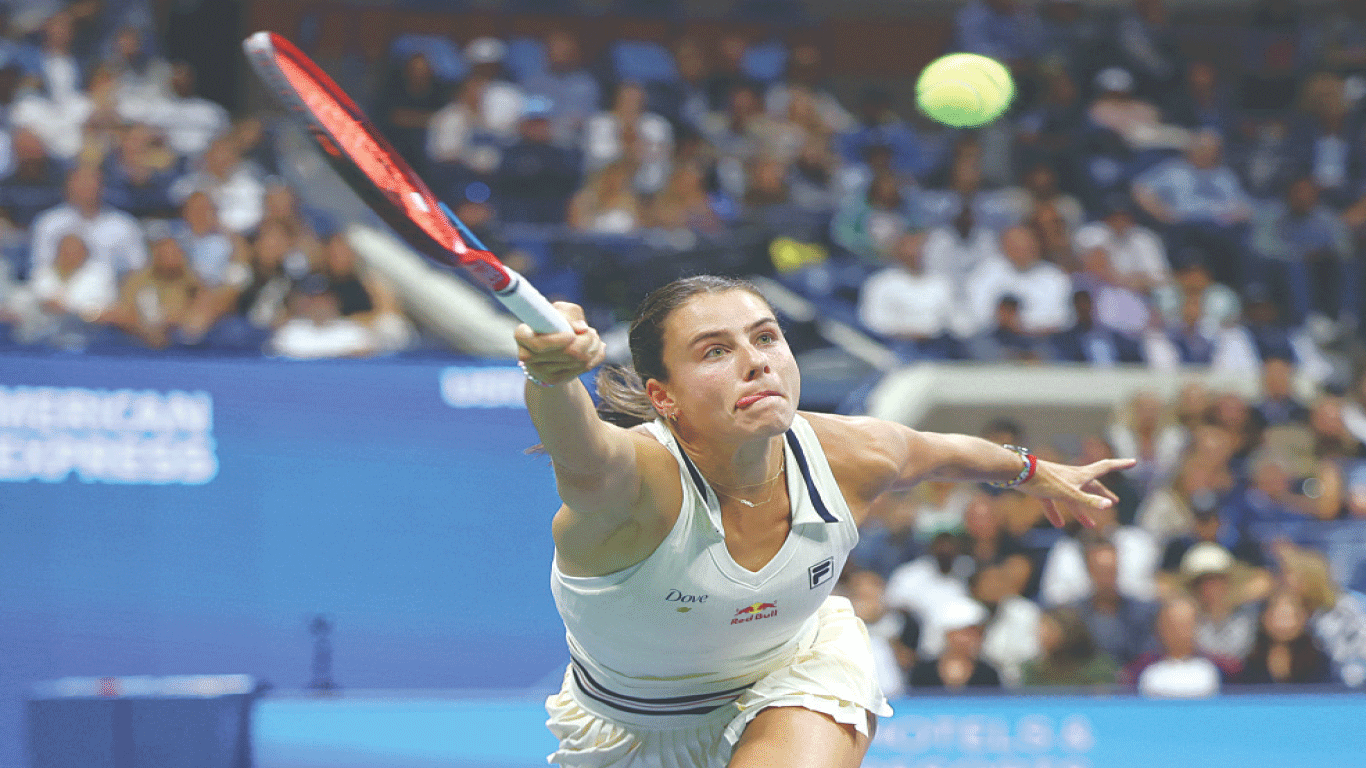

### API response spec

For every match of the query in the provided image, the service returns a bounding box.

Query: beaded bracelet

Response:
[518,360,556,388]
[988,444,1037,489]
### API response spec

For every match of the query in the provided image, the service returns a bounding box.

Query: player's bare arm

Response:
[806,412,1135,529]
[518,302,680,575]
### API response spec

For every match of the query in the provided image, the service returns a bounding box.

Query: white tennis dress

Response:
[546,414,893,767]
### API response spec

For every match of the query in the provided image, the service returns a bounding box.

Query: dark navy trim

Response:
[785,431,838,523]
[569,659,749,716]
[675,444,710,499]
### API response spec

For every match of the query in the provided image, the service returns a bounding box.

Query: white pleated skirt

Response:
[544,596,894,768]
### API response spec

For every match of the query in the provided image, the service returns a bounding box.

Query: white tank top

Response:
[550,413,860,717]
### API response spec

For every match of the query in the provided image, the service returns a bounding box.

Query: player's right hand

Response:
[514,301,606,387]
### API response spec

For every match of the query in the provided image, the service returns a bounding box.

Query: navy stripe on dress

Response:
[785,431,838,523]
[569,658,750,715]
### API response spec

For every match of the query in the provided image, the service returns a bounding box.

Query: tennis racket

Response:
[242,31,571,335]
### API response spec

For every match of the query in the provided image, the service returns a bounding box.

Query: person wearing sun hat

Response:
[1182,541,1261,662]
[908,596,1003,690]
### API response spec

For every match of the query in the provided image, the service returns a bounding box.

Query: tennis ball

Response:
[915,53,1015,128]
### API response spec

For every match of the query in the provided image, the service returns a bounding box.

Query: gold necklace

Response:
[708,464,786,508]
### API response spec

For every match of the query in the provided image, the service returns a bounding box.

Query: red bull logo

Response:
[731,601,778,625]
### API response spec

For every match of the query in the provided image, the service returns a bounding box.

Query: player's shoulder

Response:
[798,411,907,491]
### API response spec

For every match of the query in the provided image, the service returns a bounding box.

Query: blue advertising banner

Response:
[0,354,567,768]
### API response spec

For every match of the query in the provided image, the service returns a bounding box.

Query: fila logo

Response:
[809,557,834,589]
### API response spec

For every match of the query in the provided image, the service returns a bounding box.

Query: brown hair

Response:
[594,275,770,426]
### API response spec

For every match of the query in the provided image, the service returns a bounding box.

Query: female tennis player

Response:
[517,275,1133,768]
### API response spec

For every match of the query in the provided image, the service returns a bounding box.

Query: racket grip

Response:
[495,268,574,335]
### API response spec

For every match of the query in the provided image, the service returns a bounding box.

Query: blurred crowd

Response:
[834,384,1366,697]
[0,1,416,359]
[0,0,1364,699]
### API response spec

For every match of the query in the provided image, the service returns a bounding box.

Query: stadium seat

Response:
[390,34,467,83]
[741,40,788,84]
[505,36,548,84]
[610,40,679,85]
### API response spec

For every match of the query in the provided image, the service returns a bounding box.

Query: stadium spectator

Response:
[885,530,975,656]
[427,74,510,195]
[104,25,170,112]
[492,99,582,225]
[1008,161,1084,232]
[36,10,81,106]
[1277,543,1366,686]
[170,133,265,235]
[1131,130,1253,288]
[961,226,1073,340]
[1107,0,1186,100]
[1238,588,1334,684]
[831,171,913,261]
[908,597,1004,690]
[583,81,673,194]
[19,232,115,346]
[1040,500,1160,605]
[30,163,146,277]
[460,37,526,138]
[316,232,412,353]
[850,487,924,581]
[1165,61,1237,137]
[1310,393,1366,461]
[974,563,1042,686]
[1130,595,1222,698]
[520,30,600,148]
[0,127,67,230]
[764,42,854,136]
[1151,249,1240,330]
[1047,289,1145,365]
[173,190,245,342]
[857,230,957,360]
[644,160,723,235]
[1074,194,1169,291]
[1013,65,1084,182]
[1136,453,1232,549]
[1020,606,1120,686]
[1024,200,1077,272]
[953,0,1045,64]
[373,52,446,168]
[1086,66,1188,153]
[921,200,1002,304]
[654,37,711,134]
[973,294,1051,362]
[1107,390,1188,494]
[234,219,300,332]
[1246,0,1319,113]
[1254,355,1312,427]
[891,613,923,690]
[268,272,377,359]
[100,122,179,218]
[1157,500,1268,599]
[704,82,780,196]
[105,230,201,348]
[839,86,929,184]
[916,139,1017,231]
[1250,177,1356,327]
[1181,542,1260,662]
[141,61,229,160]
[702,33,757,114]
[568,159,643,234]
[1341,367,1366,447]
[1066,539,1158,666]
[787,136,841,214]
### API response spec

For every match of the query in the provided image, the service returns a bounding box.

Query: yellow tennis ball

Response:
[916,53,1015,128]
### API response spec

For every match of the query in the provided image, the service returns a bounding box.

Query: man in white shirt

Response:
[1073,198,1170,318]
[858,230,956,359]
[960,225,1073,338]
[1137,596,1221,698]
[1040,504,1160,606]
[132,62,229,160]
[269,274,377,359]
[921,204,1003,296]
[885,531,975,657]
[30,165,148,278]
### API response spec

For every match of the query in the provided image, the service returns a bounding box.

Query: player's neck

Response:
[677,433,784,491]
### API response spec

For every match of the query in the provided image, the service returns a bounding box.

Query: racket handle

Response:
[495,268,574,335]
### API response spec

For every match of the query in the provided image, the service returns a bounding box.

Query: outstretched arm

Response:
[812,414,1135,529]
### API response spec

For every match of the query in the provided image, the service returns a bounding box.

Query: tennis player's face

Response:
[658,290,799,440]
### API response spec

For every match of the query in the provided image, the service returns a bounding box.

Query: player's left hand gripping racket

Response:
[242,31,571,335]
